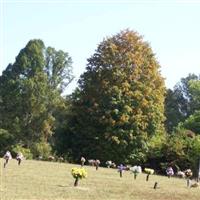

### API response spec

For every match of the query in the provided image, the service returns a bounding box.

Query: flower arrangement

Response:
[130,166,142,179]
[177,171,185,178]
[184,169,193,178]
[144,168,154,175]
[71,167,87,186]
[144,168,154,181]
[117,164,126,177]
[166,167,174,178]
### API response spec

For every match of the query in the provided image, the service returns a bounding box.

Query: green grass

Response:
[0,159,200,200]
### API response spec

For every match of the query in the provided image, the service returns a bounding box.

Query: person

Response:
[81,156,86,167]
[3,151,12,168]
[16,152,23,165]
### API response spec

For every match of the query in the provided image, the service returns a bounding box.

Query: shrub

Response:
[11,145,33,159]
[31,142,52,160]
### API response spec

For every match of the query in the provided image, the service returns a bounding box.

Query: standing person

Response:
[16,152,23,165]
[3,151,12,168]
[81,156,86,167]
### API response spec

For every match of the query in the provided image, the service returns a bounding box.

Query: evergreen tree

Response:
[0,39,73,155]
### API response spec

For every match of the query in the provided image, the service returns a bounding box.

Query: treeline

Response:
[0,30,200,176]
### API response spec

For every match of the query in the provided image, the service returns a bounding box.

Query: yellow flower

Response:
[71,167,87,179]
[144,168,154,175]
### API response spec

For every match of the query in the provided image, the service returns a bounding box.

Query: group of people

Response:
[3,151,24,168]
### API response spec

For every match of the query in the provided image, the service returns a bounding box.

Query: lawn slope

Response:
[0,159,199,200]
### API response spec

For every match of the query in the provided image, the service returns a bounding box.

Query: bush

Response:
[31,142,52,160]
[11,145,33,159]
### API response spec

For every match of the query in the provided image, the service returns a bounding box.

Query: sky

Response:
[0,0,200,94]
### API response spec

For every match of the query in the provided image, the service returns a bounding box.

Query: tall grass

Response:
[0,159,199,200]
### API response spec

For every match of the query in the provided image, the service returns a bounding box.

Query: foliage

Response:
[67,29,165,164]
[182,111,200,134]
[51,96,74,158]
[0,129,14,155]
[174,73,200,115]
[11,144,33,159]
[162,128,200,176]
[0,39,73,152]
[164,89,187,132]
[31,141,52,159]
[71,167,87,179]
[165,74,200,133]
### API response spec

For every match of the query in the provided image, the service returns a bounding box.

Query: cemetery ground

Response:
[0,159,200,200]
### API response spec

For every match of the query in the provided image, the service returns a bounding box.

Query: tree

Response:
[67,30,166,163]
[180,79,200,134]
[0,39,73,155]
[45,47,73,92]
[162,128,200,177]
[164,89,188,132]
[164,74,200,133]
[174,74,199,116]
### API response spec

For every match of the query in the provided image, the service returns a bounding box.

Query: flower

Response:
[130,166,142,174]
[184,169,193,178]
[144,168,154,175]
[71,167,87,179]
[166,167,174,176]
[117,164,126,172]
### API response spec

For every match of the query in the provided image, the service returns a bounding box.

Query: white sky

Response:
[1,0,200,94]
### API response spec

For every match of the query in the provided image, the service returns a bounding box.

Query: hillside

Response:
[0,159,200,200]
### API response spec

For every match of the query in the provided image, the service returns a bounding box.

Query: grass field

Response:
[0,159,200,200]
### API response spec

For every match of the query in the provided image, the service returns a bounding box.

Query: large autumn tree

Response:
[0,39,73,156]
[67,30,166,164]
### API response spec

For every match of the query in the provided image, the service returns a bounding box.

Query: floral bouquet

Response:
[117,164,126,177]
[130,166,142,179]
[71,167,87,186]
[184,169,193,178]
[144,168,154,181]
[166,167,174,178]
[144,168,154,175]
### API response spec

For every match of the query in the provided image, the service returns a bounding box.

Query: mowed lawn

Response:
[0,159,200,200]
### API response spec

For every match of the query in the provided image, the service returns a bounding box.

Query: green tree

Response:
[188,79,200,110]
[0,39,73,155]
[164,89,187,132]
[68,30,166,163]
[0,129,14,155]
[178,80,200,135]
[174,74,199,116]
[164,74,200,133]
[162,128,200,177]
